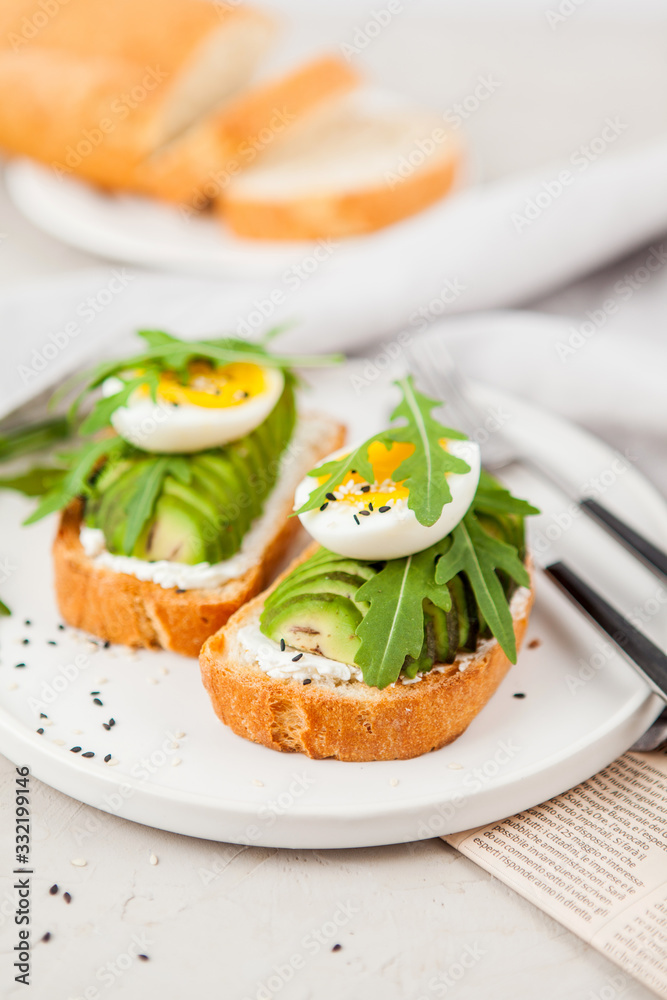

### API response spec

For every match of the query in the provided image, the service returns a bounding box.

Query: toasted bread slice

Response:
[220,90,464,240]
[200,544,534,761]
[53,416,345,658]
[137,55,360,207]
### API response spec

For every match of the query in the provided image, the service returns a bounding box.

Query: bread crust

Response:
[221,138,462,240]
[52,420,345,658]
[200,544,534,761]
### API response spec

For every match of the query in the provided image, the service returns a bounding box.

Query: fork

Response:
[406,334,667,726]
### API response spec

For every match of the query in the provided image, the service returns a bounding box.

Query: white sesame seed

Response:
[252,779,264,787]
[174,731,186,739]
[96,677,108,684]
[53,739,65,746]
[171,757,181,767]
[72,729,82,735]
[44,719,53,727]
[160,667,169,676]
[70,858,87,867]
[107,758,119,766]
[389,778,399,787]
[147,677,158,685]
[169,742,179,750]
[149,853,158,866]
[7,682,18,691]
[447,762,463,770]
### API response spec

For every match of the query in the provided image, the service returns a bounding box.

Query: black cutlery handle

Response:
[545,561,667,703]
[580,498,667,579]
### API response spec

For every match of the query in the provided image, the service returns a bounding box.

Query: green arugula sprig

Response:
[296,375,470,525]
[350,476,539,688]
[64,329,343,433]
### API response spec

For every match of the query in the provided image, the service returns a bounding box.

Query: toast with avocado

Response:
[200,377,538,760]
[27,330,344,657]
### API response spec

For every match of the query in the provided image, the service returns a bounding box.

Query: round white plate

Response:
[0,366,663,848]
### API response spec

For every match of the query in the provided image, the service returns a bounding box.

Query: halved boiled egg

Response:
[294,438,481,560]
[106,361,284,453]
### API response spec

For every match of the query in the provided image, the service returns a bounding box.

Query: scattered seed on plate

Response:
[90,691,100,696]
[160,666,169,676]
[93,698,103,706]
[22,638,30,645]
[109,718,115,727]
[174,731,186,739]
[15,662,26,669]
[49,884,58,895]
[138,954,149,962]
[72,729,82,735]
[104,754,112,763]
[63,891,72,903]
[107,759,119,766]
[40,712,48,719]
[147,677,158,685]
[8,682,18,691]
[41,932,51,942]
[58,624,65,630]
[81,752,95,758]
[103,641,110,649]
[36,728,44,735]
[102,723,111,731]
[252,779,264,787]
[47,640,57,646]
[389,778,399,787]
[53,739,65,746]
[70,859,87,867]
[96,678,108,685]
[70,747,82,753]
[332,944,342,952]
[171,757,181,767]
[149,854,158,866]
[24,619,31,626]
[528,638,541,649]
[169,742,179,750]
[447,762,463,770]
[44,719,53,727]
[513,692,526,699]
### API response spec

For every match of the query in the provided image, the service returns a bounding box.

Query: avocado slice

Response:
[260,594,363,664]
[133,494,221,564]
[424,597,460,664]
[265,572,370,615]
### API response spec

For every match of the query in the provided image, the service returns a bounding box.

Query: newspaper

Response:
[445,751,667,998]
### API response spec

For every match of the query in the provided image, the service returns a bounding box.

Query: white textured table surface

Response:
[1,10,666,999]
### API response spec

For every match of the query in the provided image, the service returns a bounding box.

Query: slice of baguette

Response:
[135,56,360,207]
[52,416,345,658]
[0,4,275,188]
[220,90,464,240]
[0,0,276,143]
[200,544,534,761]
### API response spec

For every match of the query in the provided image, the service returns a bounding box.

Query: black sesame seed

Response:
[350,469,357,474]
[325,492,336,502]
[319,502,329,511]
[47,640,57,646]
[93,698,103,706]
[70,747,81,753]
[353,515,360,525]
[103,640,111,649]
[40,712,48,719]
[24,619,31,626]
[379,505,391,513]
[360,485,371,493]
[90,691,100,695]
[102,723,111,731]
[302,678,312,685]
[81,751,94,758]
[175,588,186,594]
[57,623,65,630]
[138,954,149,962]
[359,510,371,517]
[292,653,303,662]
[15,662,26,668]
[513,692,526,699]
[332,943,342,952]
[63,892,71,904]
[104,754,112,763]
[41,932,51,942]
[49,884,58,895]
[109,718,115,727]
[22,638,30,645]
[368,503,373,511]
[36,728,44,735]
[280,638,285,652]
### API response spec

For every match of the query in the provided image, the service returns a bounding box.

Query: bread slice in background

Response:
[53,415,345,658]
[0,1,275,188]
[137,55,360,207]
[0,0,276,141]
[200,544,533,761]
[220,90,464,240]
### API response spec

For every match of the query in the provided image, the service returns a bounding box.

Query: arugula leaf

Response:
[0,597,10,616]
[23,437,126,525]
[434,513,531,662]
[295,375,470,525]
[353,544,452,688]
[0,467,67,497]
[389,376,470,526]
[80,372,159,436]
[0,416,70,461]
[121,457,170,554]
[473,470,540,518]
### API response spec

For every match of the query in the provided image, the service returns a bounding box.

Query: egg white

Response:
[294,438,481,560]
[105,368,285,453]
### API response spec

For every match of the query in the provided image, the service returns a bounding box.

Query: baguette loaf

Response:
[221,91,463,240]
[136,56,360,207]
[200,545,534,761]
[53,416,345,658]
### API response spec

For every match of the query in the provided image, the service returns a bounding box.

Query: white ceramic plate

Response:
[0,364,664,848]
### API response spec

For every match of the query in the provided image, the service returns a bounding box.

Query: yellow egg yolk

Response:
[154,361,267,409]
[319,439,454,508]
